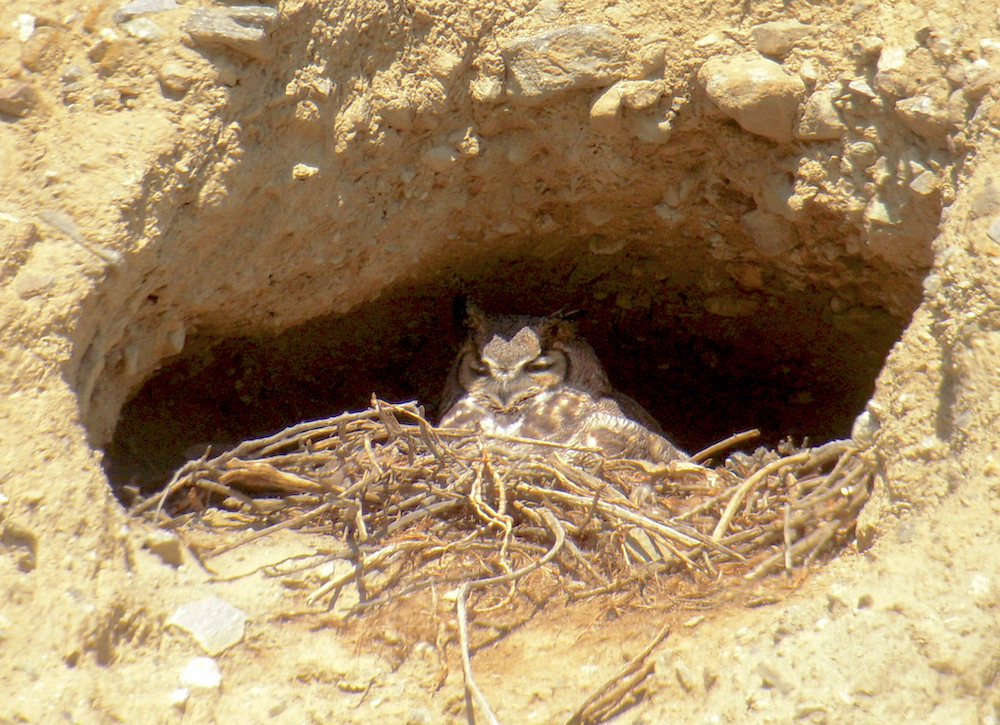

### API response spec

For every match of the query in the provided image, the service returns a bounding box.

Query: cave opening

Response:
[104,231,913,498]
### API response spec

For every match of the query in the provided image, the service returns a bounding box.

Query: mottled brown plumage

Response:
[438,304,684,463]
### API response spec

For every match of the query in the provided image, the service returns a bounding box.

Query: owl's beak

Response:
[484,373,516,409]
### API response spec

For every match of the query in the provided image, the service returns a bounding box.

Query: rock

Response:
[158,61,194,95]
[292,163,319,180]
[501,24,627,105]
[697,55,805,143]
[894,95,950,138]
[0,82,34,117]
[122,17,165,41]
[909,169,939,195]
[420,145,458,172]
[222,5,279,28]
[874,47,940,98]
[750,20,813,57]
[795,87,846,140]
[852,35,884,60]
[589,84,623,134]
[864,196,897,225]
[16,13,36,42]
[112,0,178,23]
[20,26,65,73]
[988,216,1000,244]
[963,60,999,100]
[589,79,665,135]
[166,596,247,655]
[630,111,673,143]
[742,209,798,256]
[847,78,877,98]
[179,657,222,691]
[185,9,270,60]
[143,529,183,566]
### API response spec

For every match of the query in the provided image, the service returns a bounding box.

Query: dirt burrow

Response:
[1,0,1000,722]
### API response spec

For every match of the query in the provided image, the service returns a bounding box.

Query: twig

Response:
[562,622,671,725]
[690,429,760,464]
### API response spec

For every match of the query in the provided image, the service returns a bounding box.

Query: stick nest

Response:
[136,399,872,617]
[134,399,873,723]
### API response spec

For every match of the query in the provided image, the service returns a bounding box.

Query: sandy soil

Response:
[2,0,1000,722]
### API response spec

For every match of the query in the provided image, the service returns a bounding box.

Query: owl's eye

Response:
[526,355,556,372]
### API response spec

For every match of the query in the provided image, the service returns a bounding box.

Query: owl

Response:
[438,303,685,464]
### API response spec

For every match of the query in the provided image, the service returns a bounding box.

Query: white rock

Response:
[166,596,246,655]
[17,14,36,42]
[697,55,805,143]
[179,657,222,690]
[170,687,190,709]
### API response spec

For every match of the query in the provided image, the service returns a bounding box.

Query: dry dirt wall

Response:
[2,0,1000,723]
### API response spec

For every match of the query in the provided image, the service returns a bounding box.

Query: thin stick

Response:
[562,622,671,725]
[204,502,334,559]
[690,429,760,464]
[712,451,812,541]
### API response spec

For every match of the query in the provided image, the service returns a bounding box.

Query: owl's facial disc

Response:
[461,327,568,410]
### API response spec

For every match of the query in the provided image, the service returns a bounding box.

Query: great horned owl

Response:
[438,303,685,463]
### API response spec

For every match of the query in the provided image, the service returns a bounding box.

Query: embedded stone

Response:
[158,61,194,95]
[874,47,940,98]
[20,26,65,73]
[501,24,627,105]
[795,88,846,140]
[0,82,34,117]
[185,9,270,60]
[750,20,813,57]
[697,55,805,143]
[894,95,951,138]
[741,209,798,256]
[112,0,178,23]
[179,657,222,690]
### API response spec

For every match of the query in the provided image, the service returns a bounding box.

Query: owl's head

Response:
[445,302,611,413]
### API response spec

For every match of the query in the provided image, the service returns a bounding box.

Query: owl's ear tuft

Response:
[540,308,586,340]
[463,299,491,333]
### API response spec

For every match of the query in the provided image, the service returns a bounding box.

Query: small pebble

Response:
[158,61,194,95]
[170,687,190,709]
[179,657,222,691]
[144,529,184,566]
[292,162,319,180]
[113,0,178,23]
[122,16,165,41]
